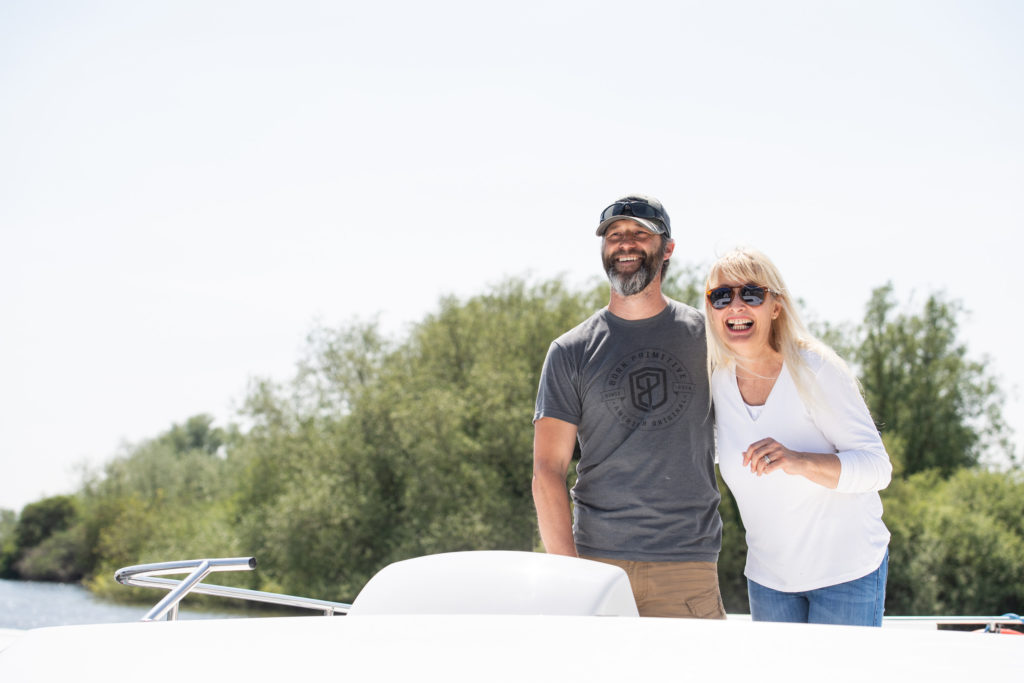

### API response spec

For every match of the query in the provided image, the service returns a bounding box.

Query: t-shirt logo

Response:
[630,368,668,411]
[602,348,695,430]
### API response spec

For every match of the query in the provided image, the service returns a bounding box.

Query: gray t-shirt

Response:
[534,299,721,562]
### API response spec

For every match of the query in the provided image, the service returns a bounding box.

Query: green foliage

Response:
[716,478,749,614]
[68,415,239,597]
[15,495,77,550]
[8,273,1020,619]
[883,469,1024,614]
[159,414,224,455]
[663,263,707,309]
[15,526,89,582]
[229,277,597,601]
[852,284,1010,476]
[3,495,84,581]
[0,509,18,578]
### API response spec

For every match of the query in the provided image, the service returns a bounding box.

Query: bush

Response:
[883,469,1024,614]
[15,526,88,582]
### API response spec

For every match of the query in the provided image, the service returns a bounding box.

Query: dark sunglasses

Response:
[705,284,778,309]
[600,201,666,224]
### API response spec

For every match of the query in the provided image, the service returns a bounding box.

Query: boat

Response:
[0,551,1020,680]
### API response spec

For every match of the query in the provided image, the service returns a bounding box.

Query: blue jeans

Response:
[747,549,888,626]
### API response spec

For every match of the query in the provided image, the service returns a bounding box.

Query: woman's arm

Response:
[812,360,892,492]
[742,439,841,488]
[742,357,891,491]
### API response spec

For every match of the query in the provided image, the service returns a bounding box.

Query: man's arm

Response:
[532,416,579,557]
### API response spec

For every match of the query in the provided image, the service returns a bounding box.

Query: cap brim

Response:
[596,216,665,236]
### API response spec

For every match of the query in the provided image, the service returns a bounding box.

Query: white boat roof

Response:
[2,612,1021,681]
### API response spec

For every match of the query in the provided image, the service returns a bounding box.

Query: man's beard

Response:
[604,244,665,297]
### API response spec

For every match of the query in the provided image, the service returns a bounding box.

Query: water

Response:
[0,578,244,629]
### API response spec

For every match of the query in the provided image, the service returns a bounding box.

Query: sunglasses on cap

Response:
[600,200,667,224]
[705,284,779,309]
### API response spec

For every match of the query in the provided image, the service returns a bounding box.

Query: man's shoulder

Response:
[552,301,703,343]
[664,298,706,334]
[551,308,611,347]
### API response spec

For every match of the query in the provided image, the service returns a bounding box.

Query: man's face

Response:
[601,219,669,296]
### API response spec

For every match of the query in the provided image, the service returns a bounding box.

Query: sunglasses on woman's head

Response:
[705,284,778,309]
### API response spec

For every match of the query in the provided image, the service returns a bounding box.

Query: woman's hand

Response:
[741,438,841,488]
[742,437,798,476]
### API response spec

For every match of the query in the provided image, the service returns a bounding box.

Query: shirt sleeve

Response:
[533,341,582,426]
[809,359,892,493]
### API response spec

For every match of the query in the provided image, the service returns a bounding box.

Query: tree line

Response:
[1,272,1021,616]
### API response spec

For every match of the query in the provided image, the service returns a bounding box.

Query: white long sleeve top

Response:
[713,349,892,592]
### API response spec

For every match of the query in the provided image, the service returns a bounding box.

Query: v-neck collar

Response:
[735,361,786,422]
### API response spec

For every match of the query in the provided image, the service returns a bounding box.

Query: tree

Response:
[14,495,77,551]
[70,417,239,598]
[5,495,84,581]
[883,468,1024,614]
[0,509,17,578]
[662,263,707,309]
[852,284,1010,476]
[228,277,599,600]
[715,475,749,613]
[160,414,224,456]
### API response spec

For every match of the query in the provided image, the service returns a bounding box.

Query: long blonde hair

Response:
[703,247,854,407]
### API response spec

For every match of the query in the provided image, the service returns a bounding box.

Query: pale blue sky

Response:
[2,1,1022,510]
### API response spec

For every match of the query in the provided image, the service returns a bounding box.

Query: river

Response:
[0,578,245,629]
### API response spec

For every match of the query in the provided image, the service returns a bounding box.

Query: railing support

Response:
[115,557,350,621]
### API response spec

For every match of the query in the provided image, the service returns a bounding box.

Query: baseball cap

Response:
[596,194,671,238]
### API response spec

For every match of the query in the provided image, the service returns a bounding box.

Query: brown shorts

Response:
[581,555,726,619]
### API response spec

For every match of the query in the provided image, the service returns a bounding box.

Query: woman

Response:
[704,247,891,626]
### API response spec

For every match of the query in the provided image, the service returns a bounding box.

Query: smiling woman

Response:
[703,247,892,626]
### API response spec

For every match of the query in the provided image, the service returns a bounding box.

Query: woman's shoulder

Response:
[795,342,857,389]
[711,361,735,379]
[796,345,827,372]
[710,362,736,394]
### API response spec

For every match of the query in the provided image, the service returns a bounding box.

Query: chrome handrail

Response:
[115,557,351,622]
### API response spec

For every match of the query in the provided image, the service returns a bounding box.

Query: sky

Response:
[1,1,1021,511]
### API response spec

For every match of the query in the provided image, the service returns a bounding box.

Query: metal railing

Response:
[115,557,351,622]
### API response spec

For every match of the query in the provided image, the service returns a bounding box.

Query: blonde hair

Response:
[703,247,854,407]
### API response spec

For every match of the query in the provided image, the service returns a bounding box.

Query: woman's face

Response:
[707,280,781,358]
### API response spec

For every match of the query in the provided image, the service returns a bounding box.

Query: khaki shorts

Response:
[581,555,726,619]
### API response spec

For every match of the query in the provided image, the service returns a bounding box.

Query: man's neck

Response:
[607,282,669,320]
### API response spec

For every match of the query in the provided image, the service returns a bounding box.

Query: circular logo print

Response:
[601,348,696,430]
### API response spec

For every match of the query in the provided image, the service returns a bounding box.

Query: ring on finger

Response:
[763,455,772,465]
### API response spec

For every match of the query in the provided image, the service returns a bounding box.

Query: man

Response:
[532,194,724,618]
